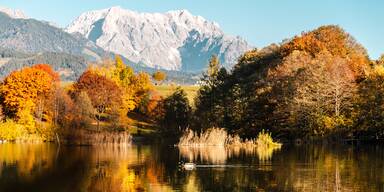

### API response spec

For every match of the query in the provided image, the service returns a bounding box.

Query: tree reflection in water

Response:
[178,145,281,163]
[0,143,384,191]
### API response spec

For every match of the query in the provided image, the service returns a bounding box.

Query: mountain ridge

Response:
[0,6,27,19]
[66,6,253,71]
[0,6,250,83]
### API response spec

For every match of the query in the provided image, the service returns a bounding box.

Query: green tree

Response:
[194,67,231,131]
[158,87,191,136]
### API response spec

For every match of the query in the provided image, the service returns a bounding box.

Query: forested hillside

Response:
[190,25,383,141]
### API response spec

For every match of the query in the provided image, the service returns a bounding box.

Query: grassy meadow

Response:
[155,84,199,105]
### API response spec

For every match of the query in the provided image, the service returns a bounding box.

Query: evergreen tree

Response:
[158,87,191,136]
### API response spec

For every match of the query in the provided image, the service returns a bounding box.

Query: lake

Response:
[0,143,383,191]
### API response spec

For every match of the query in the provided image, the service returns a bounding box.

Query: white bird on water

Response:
[182,162,196,170]
[180,161,250,171]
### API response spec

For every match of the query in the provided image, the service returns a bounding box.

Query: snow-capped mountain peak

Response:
[66,7,252,71]
[0,6,28,19]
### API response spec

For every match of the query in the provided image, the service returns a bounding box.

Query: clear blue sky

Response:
[2,0,383,59]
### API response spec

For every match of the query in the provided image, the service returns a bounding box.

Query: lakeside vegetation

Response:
[1,25,384,144]
[155,25,384,143]
[190,25,384,142]
[178,128,281,148]
[0,56,159,143]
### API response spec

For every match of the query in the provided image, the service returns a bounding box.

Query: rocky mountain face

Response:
[66,6,253,71]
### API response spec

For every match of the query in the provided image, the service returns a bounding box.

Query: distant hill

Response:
[0,12,107,61]
[0,47,199,83]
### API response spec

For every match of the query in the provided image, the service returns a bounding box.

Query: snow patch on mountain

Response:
[0,6,28,19]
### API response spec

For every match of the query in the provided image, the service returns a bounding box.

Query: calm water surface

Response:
[0,143,383,192]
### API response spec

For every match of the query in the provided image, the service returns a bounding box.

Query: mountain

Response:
[0,6,27,19]
[0,9,110,80]
[0,11,107,61]
[66,6,253,71]
[0,9,198,83]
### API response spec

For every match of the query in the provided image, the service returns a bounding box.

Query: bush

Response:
[256,130,282,148]
[0,119,27,141]
[37,123,57,141]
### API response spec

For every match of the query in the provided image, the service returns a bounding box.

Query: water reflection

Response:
[0,143,383,191]
[178,145,281,163]
[0,143,57,178]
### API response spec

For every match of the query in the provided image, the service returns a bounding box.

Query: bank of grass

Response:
[155,84,199,105]
[84,117,156,137]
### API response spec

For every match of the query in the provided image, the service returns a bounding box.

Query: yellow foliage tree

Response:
[16,100,36,133]
[152,71,166,84]
[0,119,26,141]
[1,66,55,135]
[94,56,153,114]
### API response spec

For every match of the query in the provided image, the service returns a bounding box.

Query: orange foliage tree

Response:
[281,25,369,76]
[1,67,54,117]
[32,64,60,82]
[73,70,122,129]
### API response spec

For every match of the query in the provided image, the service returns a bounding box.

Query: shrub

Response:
[0,119,27,141]
[255,130,282,148]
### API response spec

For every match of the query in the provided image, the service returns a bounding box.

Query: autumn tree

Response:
[93,55,153,116]
[152,71,166,84]
[281,25,369,76]
[357,66,384,139]
[192,25,370,139]
[30,64,61,128]
[32,64,60,82]
[291,52,357,136]
[0,66,57,135]
[208,54,220,79]
[378,54,384,65]
[145,91,163,118]
[1,67,54,116]
[73,70,122,130]
[52,88,74,129]
[71,91,94,128]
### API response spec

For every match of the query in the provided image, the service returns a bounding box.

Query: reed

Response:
[178,128,281,148]
[178,128,282,162]
[255,129,282,148]
[67,129,132,146]
[178,128,228,146]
